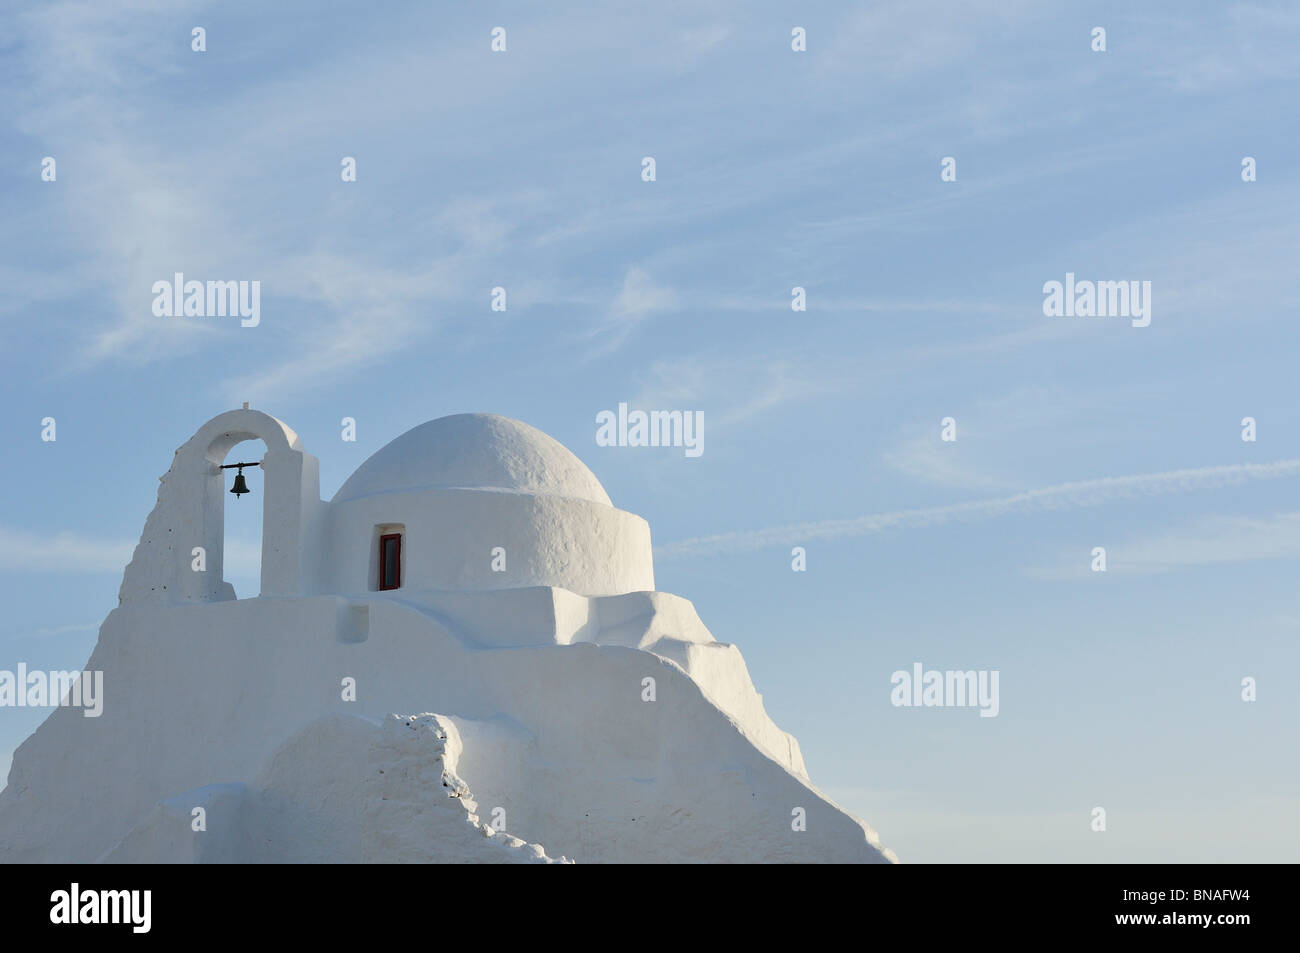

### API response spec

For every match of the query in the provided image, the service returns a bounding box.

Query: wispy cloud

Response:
[879,385,1130,492]
[0,528,134,573]
[1028,511,1300,579]
[631,352,843,432]
[656,460,1300,558]
[679,24,732,58]
[819,0,1039,82]
[1,622,100,641]
[580,266,677,358]
[0,527,261,576]
[882,433,1017,492]
[216,251,465,403]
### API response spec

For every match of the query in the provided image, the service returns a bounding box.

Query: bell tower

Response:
[118,407,323,605]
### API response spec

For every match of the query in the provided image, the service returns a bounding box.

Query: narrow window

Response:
[378,533,402,590]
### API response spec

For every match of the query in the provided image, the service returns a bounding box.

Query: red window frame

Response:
[378,533,402,590]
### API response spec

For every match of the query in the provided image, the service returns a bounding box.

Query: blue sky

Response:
[2,0,1298,861]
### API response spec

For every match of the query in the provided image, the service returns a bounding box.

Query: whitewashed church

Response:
[0,407,895,864]
[120,407,657,606]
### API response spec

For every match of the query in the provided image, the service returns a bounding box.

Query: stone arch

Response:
[119,408,322,605]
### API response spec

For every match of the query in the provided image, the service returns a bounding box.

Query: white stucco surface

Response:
[325,486,653,596]
[334,414,611,506]
[100,714,563,864]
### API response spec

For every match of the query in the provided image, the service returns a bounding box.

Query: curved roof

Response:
[332,413,611,506]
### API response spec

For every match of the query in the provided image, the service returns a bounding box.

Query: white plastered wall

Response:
[324,487,654,596]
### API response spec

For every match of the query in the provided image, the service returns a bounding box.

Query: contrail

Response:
[655,459,1300,559]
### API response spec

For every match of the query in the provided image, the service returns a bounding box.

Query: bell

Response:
[230,468,250,498]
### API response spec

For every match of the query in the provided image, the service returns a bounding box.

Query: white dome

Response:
[333,413,611,506]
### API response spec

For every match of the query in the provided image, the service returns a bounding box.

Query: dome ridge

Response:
[332,413,611,506]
